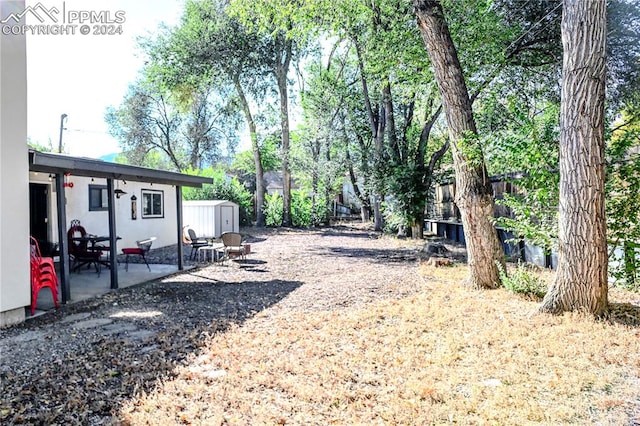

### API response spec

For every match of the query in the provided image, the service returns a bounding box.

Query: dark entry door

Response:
[29,183,49,244]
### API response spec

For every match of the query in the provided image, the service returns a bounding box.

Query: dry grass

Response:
[120,263,640,425]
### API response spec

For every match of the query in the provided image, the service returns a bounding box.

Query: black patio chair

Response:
[67,225,102,274]
[186,229,209,260]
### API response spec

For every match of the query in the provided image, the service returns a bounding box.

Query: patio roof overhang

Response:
[28,149,213,307]
[28,150,212,188]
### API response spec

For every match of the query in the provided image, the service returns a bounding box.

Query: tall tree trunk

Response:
[310,139,320,225]
[540,0,608,315]
[345,139,371,223]
[373,96,387,232]
[409,104,445,240]
[354,36,385,231]
[410,220,423,240]
[275,38,293,227]
[415,0,504,289]
[279,75,292,227]
[234,77,265,227]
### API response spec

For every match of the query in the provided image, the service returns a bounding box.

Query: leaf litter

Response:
[1,223,639,425]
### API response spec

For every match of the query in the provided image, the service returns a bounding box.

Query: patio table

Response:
[70,235,121,270]
[197,243,225,263]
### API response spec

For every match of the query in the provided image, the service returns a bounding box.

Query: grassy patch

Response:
[120,263,640,425]
[497,261,548,300]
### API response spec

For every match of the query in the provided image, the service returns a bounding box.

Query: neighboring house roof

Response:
[266,182,281,191]
[29,150,212,188]
[263,170,299,190]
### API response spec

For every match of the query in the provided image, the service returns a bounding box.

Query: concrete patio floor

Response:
[29,263,189,318]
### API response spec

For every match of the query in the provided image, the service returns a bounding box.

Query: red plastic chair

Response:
[121,237,155,271]
[30,237,60,315]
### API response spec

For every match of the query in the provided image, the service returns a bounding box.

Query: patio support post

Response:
[55,172,71,303]
[176,185,184,270]
[107,178,118,289]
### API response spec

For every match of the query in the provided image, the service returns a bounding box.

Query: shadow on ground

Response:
[319,225,381,240]
[0,278,301,425]
[244,236,269,244]
[233,259,267,265]
[319,246,420,264]
[608,302,640,327]
[233,258,269,273]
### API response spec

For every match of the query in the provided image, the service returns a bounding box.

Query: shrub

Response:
[497,261,547,299]
[263,192,283,227]
[291,190,313,227]
[263,190,323,228]
[182,167,253,225]
[381,199,405,234]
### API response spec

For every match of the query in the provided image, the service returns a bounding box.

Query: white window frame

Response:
[141,189,164,219]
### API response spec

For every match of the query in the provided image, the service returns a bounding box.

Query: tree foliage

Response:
[105,81,238,171]
[606,111,640,290]
[231,133,281,192]
[263,190,315,227]
[105,82,184,171]
[139,0,277,226]
[485,102,560,252]
[108,0,640,280]
[182,167,253,226]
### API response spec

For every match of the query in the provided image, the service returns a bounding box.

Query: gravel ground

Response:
[0,223,435,425]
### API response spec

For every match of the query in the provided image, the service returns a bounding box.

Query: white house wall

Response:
[341,180,362,210]
[0,0,29,326]
[64,177,178,250]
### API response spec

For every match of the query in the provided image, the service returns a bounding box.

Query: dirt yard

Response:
[0,223,427,425]
[2,223,639,425]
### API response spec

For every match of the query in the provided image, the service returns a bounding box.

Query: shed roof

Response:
[183,200,238,207]
[28,150,212,188]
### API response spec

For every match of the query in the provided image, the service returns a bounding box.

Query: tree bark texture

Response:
[414,0,504,289]
[279,72,292,227]
[275,38,293,227]
[540,0,608,315]
[373,98,387,232]
[345,140,371,223]
[234,77,265,227]
[354,36,385,231]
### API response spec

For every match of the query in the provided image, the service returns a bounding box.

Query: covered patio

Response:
[32,263,181,315]
[28,150,212,314]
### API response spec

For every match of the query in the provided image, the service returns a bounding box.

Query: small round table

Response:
[197,244,225,263]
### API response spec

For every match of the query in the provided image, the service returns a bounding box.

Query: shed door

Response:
[220,205,234,234]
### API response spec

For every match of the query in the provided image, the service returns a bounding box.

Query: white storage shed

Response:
[182,200,239,238]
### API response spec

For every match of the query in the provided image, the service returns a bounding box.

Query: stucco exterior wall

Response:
[0,0,29,326]
[63,177,179,250]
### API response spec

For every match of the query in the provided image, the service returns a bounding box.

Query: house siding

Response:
[0,1,29,326]
[59,177,179,250]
